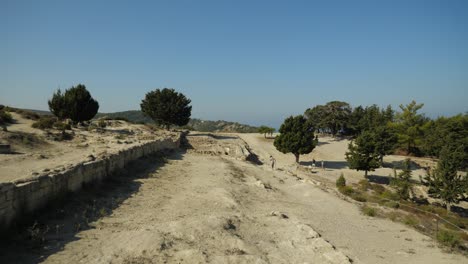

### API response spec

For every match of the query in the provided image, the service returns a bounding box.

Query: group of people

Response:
[268,155,325,171]
[312,159,325,170]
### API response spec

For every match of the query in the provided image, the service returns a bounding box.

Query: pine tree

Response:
[274,115,317,163]
[140,88,192,129]
[345,130,380,177]
[392,158,413,200]
[422,146,468,211]
[48,89,67,120]
[63,84,99,123]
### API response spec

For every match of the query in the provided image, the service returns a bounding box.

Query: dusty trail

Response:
[1,133,465,263]
[23,152,348,264]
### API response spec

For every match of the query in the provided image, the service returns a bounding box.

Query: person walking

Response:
[269,155,276,170]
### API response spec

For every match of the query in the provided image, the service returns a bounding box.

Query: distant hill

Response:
[96,110,259,133]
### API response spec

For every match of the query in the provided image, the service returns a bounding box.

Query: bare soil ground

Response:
[0,113,174,183]
[1,132,466,263]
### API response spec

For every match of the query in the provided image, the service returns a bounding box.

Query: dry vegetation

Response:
[337,179,468,253]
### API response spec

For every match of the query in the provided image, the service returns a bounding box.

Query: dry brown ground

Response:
[1,132,466,264]
[0,113,173,183]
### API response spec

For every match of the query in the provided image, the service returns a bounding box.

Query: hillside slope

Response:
[97,110,259,133]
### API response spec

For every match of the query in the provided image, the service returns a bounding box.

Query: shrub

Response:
[369,183,386,194]
[357,179,370,191]
[351,193,367,202]
[403,215,419,227]
[338,186,354,196]
[103,116,130,122]
[336,173,346,188]
[0,109,13,124]
[362,206,376,217]
[53,121,71,131]
[436,230,460,249]
[384,201,400,208]
[380,190,400,201]
[16,109,40,120]
[98,119,107,128]
[32,116,57,129]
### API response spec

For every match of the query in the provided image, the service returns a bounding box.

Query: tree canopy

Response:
[274,115,317,163]
[345,130,381,177]
[140,88,192,129]
[422,146,468,211]
[394,100,426,155]
[305,101,351,136]
[258,126,275,138]
[48,84,99,123]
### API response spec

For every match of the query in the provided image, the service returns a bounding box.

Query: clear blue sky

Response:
[1,0,467,128]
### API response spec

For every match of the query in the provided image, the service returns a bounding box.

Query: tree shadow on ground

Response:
[366,175,391,185]
[382,160,423,170]
[451,205,468,218]
[187,133,238,140]
[0,150,184,264]
[316,141,329,146]
[299,160,348,170]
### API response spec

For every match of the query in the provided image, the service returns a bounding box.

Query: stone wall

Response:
[0,135,180,230]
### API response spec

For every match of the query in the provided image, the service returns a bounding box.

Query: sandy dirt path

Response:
[1,134,465,263]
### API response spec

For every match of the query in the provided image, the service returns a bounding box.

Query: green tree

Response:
[258,126,275,138]
[336,173,346,188]
[374,125,398,163]
[304,104,327,132]
[48,89,67,120]
[422,146,468,211]
[274,115,317,163]
[62,84,99,124]
[421,114,468,169]
[394,100,426,155]
[140,88,192,129]
[347,105,365,135]
[345,130,380,177]
[305,101,351,136]
[392,158,413,200]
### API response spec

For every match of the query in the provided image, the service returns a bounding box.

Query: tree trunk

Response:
[364,170,368,178]
[446,203,451,212]
[294,153,300,163]
[264,133,266,138]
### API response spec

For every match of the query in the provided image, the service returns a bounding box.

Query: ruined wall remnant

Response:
[0,135,180,230]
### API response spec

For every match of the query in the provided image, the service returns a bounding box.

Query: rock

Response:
[270,211,289,219]
[87,154,96,162]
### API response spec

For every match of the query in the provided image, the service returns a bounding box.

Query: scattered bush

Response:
[362,206,376,217]
[357,179,370,191]
[32,116,57,129]
[436,230,460,249]
[380,190,400,201]
[403,215,419,227]
[102,116,130,122]
[98,119,107,128]
[11,108,41,120]
[338,186,354,196]
[384,201,400,209]
[369,183,386,194]
[336,173,346,188]
[351,193,367,202]
[0,109,13,124]
[53,121,71,131]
